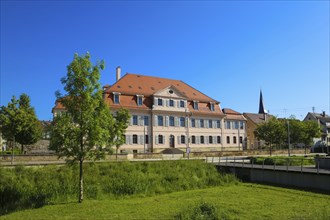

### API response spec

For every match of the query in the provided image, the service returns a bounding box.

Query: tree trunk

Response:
[269,143,272,156]
[79,158,84,203]
[116,145,118,161]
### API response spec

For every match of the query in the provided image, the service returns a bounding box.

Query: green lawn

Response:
[1,183,329,220]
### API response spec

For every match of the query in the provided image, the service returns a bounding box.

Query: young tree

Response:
[254,117,286,156]
[0,96,20,162]
[49,53,129,203]
[0,94,42,157]
[301,120,321,155]
[16,94,43,153]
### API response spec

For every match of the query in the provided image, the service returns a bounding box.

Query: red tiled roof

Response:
[105,73,219,103]
[222,108,241,115]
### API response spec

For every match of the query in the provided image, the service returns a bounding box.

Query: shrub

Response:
[0,160,237,215]
[175,201,219,220]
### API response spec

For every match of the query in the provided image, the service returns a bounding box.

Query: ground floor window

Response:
[217,136,221,144]
[209,136,213,144]
[233,136,237,144]
[226,136,230,144]
[181,135,186,144]
[200,136,205,144]
[159,135,164,144]
[191,135,196,144]
[133,135,138,144]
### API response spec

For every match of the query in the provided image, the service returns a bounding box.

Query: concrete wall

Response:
[218,166,330,193]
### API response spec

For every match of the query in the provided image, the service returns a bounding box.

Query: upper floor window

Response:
[169,116,175,126]
[193,101,199,110]
[210,102,215,111]
[144,116,149,126]
[169,99,174,107]
[217,120,221,128]
[208,120,213,128]
[137,95,143,106]
[191,118,196,127]
[158,98,163,106]
[234,121,239,129]
[113,93,120,104]
[132,115,138,125]
[226,121,231,129]
[158,115,164,126]
[200,119,204,128]
[240,121,245,129]
[180,117,186,127]
[180,100,185,108]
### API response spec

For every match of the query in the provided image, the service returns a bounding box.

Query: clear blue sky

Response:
[1,1,329,121]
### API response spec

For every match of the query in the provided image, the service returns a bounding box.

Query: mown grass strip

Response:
[1,183,329,220]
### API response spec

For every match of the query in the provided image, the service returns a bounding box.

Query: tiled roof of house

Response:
[305,112,330,124]
[222,108,246,120]
[243,113,274,124]
[105,73,218,103]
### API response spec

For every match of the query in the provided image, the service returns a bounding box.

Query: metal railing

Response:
[206,156,326,174]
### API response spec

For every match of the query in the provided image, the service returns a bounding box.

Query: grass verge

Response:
[1,183,329,220]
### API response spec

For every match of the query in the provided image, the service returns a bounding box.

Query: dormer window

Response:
[193,101,199,110]
[136,95,143,106]
[210,102,215,111]
[180,100,185,108]
[158,98,163,106]
[169,99,174,107]
[113,92,120,104]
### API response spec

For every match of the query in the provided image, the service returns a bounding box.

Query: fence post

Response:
[252,157,254,168]
[301,158,303,173]
[234,157,236,167]
[218,156,221,165]
[242,158,244,168]
[274,159,276,171]
[262,158,265,170]
[212,157,214,163]
[286,158,289,172]
[317,159,319,174]
[226,157,228,166]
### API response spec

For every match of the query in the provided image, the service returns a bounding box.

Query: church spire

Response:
[258,90,266,114]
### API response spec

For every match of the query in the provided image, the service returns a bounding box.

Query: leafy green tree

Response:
[16,94,43,153]
[254,117,286,156]
[0,94,42,157]
[0,96,20,160]
[301,120,321,154]
[49,53,129,203]
[111,109,130,160]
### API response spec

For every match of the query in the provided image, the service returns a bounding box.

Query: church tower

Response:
[258,90,266,114]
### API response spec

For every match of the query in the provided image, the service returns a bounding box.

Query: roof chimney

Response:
[116,66,121,81]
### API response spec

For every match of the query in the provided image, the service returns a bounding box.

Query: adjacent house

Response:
[304,111,330,147]
[243,90,272,149]
[53,67,247,153]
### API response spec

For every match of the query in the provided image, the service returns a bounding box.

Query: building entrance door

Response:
[169,135,175,148]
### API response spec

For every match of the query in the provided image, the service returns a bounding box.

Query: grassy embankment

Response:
[1,183,329,220]
[1,160,329,219]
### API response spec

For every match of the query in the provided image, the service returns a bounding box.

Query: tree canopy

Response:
[49,53,129,203]
[254,117,321,155]
[0,94,42,155]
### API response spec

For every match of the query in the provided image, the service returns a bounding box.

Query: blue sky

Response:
[1,1,329,120]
